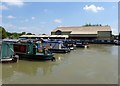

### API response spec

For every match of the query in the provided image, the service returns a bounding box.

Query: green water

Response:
[1,44,118,84]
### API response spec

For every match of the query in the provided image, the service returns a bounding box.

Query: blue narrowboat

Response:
[42,40,70,53]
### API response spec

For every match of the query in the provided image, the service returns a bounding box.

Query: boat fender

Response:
[12,55,19,62]
[14,55,19,59]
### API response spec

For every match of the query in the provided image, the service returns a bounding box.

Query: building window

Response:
[55,30,61,35]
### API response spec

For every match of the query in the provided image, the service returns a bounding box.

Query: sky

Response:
[0,0,118,35]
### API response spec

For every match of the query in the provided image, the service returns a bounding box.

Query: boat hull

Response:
[48,48,70,53]
[76,44,89,48]
[0,57,18,63]
[17,53,54,60]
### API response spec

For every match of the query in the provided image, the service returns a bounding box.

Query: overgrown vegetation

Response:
[0,26,7,39]
[0,26,33,39]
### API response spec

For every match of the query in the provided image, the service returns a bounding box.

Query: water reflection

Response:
[111,45,118,56]
[2,60,59,79]
[54,53,67,61]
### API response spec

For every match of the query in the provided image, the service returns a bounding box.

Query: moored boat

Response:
[48,48,70,53]
[63,40,76,50]
[13,39,55,61]
[1,55,19,63]
[42,40,70,53]
[0,40,19,63]
[75,41,89,48]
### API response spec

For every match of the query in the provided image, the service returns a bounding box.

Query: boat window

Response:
[14,44,27,54]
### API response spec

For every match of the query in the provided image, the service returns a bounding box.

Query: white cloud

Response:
[0,5,8,10]
[112,6,116,8]
[2,0,24,7]
[31,17,35,20]
[83,4,104,13]
[54,19,62,23]
[7,15,16,19]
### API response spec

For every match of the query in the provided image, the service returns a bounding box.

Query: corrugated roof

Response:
[71,31,97,34]
[51,26,111,34]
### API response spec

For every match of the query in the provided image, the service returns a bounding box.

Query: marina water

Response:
[1,44,118,84]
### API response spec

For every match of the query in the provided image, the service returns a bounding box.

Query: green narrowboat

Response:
[0,41,19,63]
[13,39,55,61]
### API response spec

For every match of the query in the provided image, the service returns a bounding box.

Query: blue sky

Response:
[0,1,118,35]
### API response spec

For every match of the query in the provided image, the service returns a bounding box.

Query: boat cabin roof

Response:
[42,39,63,44]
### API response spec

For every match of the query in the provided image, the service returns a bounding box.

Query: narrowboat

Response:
[0,40,19,63]
[75,41,89,48]
[63,40,76,50]
[14,39,55,61]
[42,40,70,53]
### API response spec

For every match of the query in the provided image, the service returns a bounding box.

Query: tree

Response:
[0,26,7,39]
[6,32,12,37]
[13,33,19,38]
[88,23,91,26]
[96,24,99,26]
[26,33,32,35]
[42,33,46,35]
[21,32,26,35]
[84,24,89,26]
